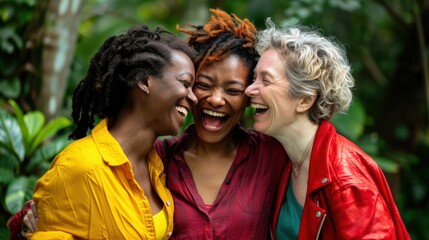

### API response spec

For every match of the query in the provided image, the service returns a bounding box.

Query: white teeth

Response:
[176,106,188,116]
[250,103,268,109]
[203,109,226,117]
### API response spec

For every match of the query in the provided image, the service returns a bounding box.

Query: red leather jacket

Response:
[271,121,410,240]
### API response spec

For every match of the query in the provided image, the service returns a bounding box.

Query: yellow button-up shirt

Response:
[28,119,174,240]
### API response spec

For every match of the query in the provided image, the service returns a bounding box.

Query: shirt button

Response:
[225,179,231,185]
[166,200,171,206]
[321,178,328,184]
[316,211,322,218]
[167,232,172,237]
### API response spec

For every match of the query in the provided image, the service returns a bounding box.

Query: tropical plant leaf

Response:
[179,113,194,134]
[27,116,72,156]
[24,111,45,146]
[0,110,24,162]
[0,78,20,98]
[26,134,71,173]
[0,153,17,184]
[4,176,37,214]
[8,99,30,148]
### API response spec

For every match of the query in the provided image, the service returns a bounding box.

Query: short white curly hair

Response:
[256,19,355,123]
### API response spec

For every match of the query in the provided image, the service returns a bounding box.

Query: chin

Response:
[253,122,264,132]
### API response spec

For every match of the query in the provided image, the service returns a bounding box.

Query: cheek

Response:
[232,96,248,112]
[267,88,289,122]
[192,89,206,101]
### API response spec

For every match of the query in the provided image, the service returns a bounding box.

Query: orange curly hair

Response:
[177,8,258,78]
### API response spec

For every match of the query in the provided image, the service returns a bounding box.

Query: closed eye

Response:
[226,89,244,95]
[195,82,211,90]
[180,80,191,88]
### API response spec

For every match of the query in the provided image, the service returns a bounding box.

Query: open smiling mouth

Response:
[176,105,188,118]
[202,109,228,130]
[250,103,269,114]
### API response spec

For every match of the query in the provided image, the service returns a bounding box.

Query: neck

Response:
[108,116,157,163]
[271,118,318,165]
[186,129,239,161]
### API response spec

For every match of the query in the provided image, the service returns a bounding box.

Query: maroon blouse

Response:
[155,124,287,240]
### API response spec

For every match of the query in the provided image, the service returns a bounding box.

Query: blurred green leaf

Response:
[27,116,72,155]
[373,156,400,173]
[26,134,71,172]
[5,176,36,214]
[179,113,194,134]
[0,28,23,53]
[8,99,29,148]
[331,100,365,141]
[0,78,20,98]
[24,111,45,143]
[0,110,24,162]
[357,133,379,156]
[0,153,17,184]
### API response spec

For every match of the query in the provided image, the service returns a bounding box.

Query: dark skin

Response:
[183,54,250,205]
[109,50,196,214]
[19,49,249,234]
[20,50,197,232]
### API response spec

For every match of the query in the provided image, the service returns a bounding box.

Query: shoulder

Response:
[50,135,103,173]
[324,134,388,197]
[154,125,193,164]
[331,133,379,171]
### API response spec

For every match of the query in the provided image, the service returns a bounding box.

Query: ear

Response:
[296,94,317,113]
[137,77,152,95]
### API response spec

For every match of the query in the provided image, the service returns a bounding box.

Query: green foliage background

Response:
[1,0,428,239]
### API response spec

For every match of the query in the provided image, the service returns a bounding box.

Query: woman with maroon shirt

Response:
[154,9,286,239]
[9,9,287,239]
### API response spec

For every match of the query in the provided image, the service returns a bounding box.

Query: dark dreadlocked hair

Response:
[177,8,258,84]
[69,25,197,140]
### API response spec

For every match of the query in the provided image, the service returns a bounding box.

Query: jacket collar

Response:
[307,120,337,193]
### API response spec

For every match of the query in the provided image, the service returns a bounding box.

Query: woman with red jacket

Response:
[245,20,410,239]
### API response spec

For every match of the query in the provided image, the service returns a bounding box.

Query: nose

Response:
[245,82,259,97]
[187,89,198,105]
[207,89,225,107]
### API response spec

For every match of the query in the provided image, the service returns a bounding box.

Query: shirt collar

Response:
[91,119,130,166]
[169,124,253,165]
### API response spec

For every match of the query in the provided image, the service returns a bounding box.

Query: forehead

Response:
[170,50,193,66]
[257,48,282,68]
[198,54,250,84]
[255,48,285,77]
[167,50,195,75]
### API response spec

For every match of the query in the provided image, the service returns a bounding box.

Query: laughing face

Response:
[192,54,250,143]
[148,50,197,136]
[245,48,301,136]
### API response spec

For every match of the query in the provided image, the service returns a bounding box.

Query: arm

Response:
[7,200,37,240]
[329,185,396,239]
[27,231,74,240]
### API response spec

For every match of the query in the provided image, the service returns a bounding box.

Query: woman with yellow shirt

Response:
[19,25,197,240]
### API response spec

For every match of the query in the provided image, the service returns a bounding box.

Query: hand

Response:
[21,200,38,236]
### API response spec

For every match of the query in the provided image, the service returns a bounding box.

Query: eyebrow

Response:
[179,72,194,81]
[254,69,276,79]
[198,73,246,87]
